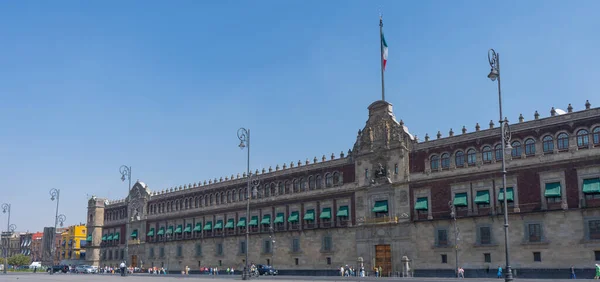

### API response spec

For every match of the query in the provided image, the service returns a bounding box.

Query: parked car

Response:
[256,264,278,275]
[75,265,96,274]
[47,265,69,273]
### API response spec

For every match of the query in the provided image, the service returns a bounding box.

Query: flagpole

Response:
[380,16,385,101]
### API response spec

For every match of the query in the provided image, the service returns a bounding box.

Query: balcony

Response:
[359,215,399,225]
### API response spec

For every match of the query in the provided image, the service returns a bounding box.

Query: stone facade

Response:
[86,99,600,277]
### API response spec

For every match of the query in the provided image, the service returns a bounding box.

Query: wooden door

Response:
[375,244,392,277]
[131,255,138,268]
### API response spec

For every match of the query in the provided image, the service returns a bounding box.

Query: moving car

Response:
[75,265,96,274]
[256,264,278,275]
[47,265,69,273]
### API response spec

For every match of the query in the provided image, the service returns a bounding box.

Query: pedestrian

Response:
[570,265,576,279]
[497,266,502,279]
[458,267,465,278]
[595,264,600,279]
[378,266,383,277]
[231,267,234,275]
[119,261,126,277]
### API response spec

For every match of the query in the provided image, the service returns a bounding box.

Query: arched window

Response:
[467,149,477,164]
[441,153,450,169]
[239,189,244,201]
[300,178,306,191]
[333,172,340,185]
[293,179,299,193]
[284,181,291,194]
[209,194,214,206]
[511,141,522,157]
[231,190,236,202]
[338,173,344,184]
[577,129,589,147]
[315,175,323,189]
[542,135,554,153]
[455,151,464,167]
[557,133,569,150]
[171,201,174,211]
[325,173,334,187]
[430,155,439,170]
[220,192,225,203]
[278,182,284,195]
[482,146,492,162]
[593,127,600,145]
[270,183,276,196]
[525,138,536,156]
[308,176,315,190]
[495,144,503,160]
[227,191,232,202]
[264,184,270,197]
[184,199,188,209]
[215,194,220,205]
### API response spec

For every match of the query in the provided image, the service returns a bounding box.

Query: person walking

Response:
[458,267,465,278]
[595,264,600,279]
[570,265,576,279]
[497,266,503,279]
[119,261,126,277]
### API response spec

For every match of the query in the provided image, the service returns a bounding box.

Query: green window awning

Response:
[193,223,202,232]
[147,228,155,237]
[544,182,561,197]
[319,208,331,219]
[101,234,107,241]
[261,214,271,225]
[273,213,284,223]
[130,230,138,238]
[474,191,490,204]
[304,209,315,221]
[214,220,223,229]
[583,178,600,194]
[288,212,299,222]
[174,225,182,234]
[498,188,514,202]
[248,216,258,226]
[336,206,349,217]
[453,193,468,207]
[107,233,113,240]
[203,221,213,230]
[113,232,120,241]
[237,217,246,227]
[415,197,428,210]
[184,224,192,233]
[225,219,235,229]
[166,226,174,235]
[86,235,92,242]
[157,227,165,235]
[372,200,389,212]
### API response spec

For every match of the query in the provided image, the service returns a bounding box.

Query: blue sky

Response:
[1,1,599,232]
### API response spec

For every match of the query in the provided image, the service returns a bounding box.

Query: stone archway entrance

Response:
[375,244,392,277]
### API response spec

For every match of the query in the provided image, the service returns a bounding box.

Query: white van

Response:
[29,262,42,268]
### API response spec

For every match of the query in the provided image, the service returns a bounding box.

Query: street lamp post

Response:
[238,128,260,280]
[448,201,459,278]
[268,225,275,268]
[488,48,513,282]
[2,203,16,274]
[120,165,132,276]
[49,189,67,275]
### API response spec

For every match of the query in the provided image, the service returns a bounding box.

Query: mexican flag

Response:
[382,33,388,71]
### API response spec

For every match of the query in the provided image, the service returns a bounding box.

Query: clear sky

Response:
[1,1,599,232]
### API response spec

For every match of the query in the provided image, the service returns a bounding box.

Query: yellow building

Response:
[59,224,87,261]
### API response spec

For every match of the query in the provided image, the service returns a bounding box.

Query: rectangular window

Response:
[159,247,165,258]
[484,253,491,263]
[595,251,600,261]
[292,238,300,253]
[176,245,182,257]
[263,240,272,254]
[590,220,600,240]
[195,244,202,256]
[480,227,491,245]
[149,248,154,258]
[295,258,299,265]
[533,252,541,262]
[437,229,448,246]
[240,241,246,254]
[528,224,542,242]
[218,260,222,267]
[322,236,332,252]
[327,257,332,265]
[394,164,399,175]
[216,243,223,256]
[441,254,447,264]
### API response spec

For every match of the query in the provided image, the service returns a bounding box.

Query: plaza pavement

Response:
[0,273,588,282]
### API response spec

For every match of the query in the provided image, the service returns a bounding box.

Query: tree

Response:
[7,254,30,267]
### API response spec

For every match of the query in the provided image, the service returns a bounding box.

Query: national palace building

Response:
[85,99,600,277]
